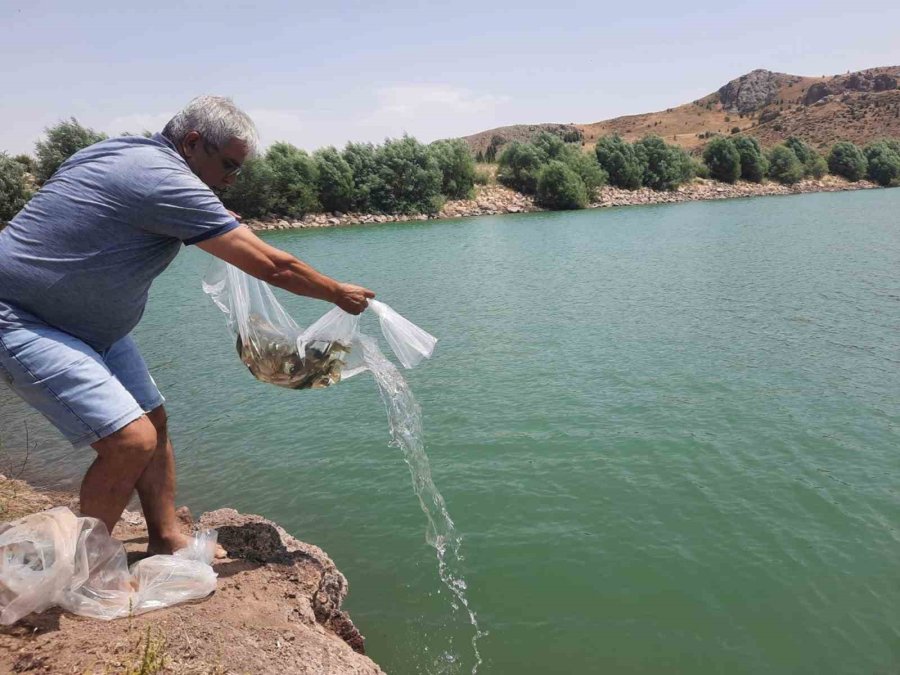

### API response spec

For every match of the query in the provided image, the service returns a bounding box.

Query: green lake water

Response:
[2,188,900,673]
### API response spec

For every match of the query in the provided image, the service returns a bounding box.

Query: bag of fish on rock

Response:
[202,261,437,388]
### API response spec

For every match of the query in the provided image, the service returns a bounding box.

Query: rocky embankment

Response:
[0,477,384,675]
[243,177,882,232]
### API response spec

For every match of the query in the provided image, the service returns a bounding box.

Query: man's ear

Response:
[181,131,202,158]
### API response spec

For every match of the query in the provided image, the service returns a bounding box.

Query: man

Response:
[0,96,374,554]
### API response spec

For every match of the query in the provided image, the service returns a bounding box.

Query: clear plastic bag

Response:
[203,261,437,388]
[0,507,218,623]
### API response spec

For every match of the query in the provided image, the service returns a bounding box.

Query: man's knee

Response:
[92,416,158,461]
[146,405,168,438]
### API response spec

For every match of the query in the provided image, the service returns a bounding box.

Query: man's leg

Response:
[136,405,189,554]
[83,416,158,535]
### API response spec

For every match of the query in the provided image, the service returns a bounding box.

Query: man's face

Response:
[179,131,249,189]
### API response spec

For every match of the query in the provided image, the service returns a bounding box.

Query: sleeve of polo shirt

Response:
[137,171,240,245]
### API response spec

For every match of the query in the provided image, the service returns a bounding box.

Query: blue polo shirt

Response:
[0,133,239,350]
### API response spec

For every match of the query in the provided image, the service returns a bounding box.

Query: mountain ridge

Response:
[462,65,900,156]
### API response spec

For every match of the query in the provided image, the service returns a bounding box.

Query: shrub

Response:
[532,131,568,160]
[342,142,378,212]
[805,154,828,179]
[266,142,320,218]
[767,145,804,184]
[559,146,607,195]
[12,154,35,173]
[485,135,506,163]
[220,157,276,219]
[703,137,741,183]
[634,135,692,191]
[473,166,492,185]
[692,158,710,179]
[429,139,476,200]
[863,141,900,186]
[732,136,768,183]
[730,127,741,134]
[785,136,826,177]
[535,160,588,210]
[370,135,443,215]
[34,118,107,183]
[828,141,868,181]
[594,135,643,189]
[313,147,355,213]
[497,142,545,194]
[784,136,814,165]
[0,154,32,222]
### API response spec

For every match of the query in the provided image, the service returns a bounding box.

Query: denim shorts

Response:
[0,313,164,448]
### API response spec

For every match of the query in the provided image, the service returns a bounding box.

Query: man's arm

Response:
[196,225,374,314]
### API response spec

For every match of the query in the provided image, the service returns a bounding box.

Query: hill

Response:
[462,66,900,155]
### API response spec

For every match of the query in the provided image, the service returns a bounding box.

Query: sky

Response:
[1,0,899,156]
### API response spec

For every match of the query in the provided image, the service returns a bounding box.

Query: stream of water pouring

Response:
[359,335,485,674]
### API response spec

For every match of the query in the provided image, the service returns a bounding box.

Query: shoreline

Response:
[0,476,385,674]
[244,176,885,232]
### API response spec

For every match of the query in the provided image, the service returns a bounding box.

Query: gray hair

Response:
[162,95,259,156]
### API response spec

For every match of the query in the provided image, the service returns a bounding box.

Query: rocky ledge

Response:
[0,477,384,675]
[243,177,882,233]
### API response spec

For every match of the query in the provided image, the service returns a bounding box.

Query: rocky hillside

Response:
[462,65,900,155]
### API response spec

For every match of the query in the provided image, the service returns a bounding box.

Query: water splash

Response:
[359,335,486,674]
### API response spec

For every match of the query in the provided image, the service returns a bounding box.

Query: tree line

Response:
[2,118,899,223]
[0,118,480,222]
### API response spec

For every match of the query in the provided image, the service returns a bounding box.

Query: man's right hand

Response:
[334,283,375,315]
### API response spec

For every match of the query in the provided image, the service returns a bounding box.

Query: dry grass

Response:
[464,66,900,155]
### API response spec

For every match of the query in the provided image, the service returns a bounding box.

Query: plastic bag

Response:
[0,507,217,623]
[203,261,437,388]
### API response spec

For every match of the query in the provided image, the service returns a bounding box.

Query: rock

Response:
[0,477,386,675]
[718,69,780,114]
[803,82,833,105]
[507,205,521,213]
[328,217,341,225]
[873,73,898,92]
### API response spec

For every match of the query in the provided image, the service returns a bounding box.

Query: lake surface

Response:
[2,189,899,674]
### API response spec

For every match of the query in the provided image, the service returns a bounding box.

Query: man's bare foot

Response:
[147,532,228,558]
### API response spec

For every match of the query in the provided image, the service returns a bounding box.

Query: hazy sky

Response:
[2,0,898,156]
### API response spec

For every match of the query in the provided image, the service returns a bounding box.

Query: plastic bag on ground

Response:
[0,507,218,623]
[203,261,437,387]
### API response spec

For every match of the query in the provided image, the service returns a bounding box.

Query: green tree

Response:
[863,140,900,186]
[703,137,741,183]
[785,136,827,178]
[634,135,692,191]
[731,136,768,183]
[532,131,568,160]
[828,141,868,181]
[535,160,588,210]
[429,139,476,200]
[34,118,107,183]
[220,157,276,218]
[12,154,35,173]
[485,135,506,163]
[497,142,546,194]
[767,145,804,184]
[313,147,355,213]
[560,147,607,195]
[266,142,320,218]
[342,142,379,212]
[370,135,443,214]
[0,153,32,222]
[594,135,643,189]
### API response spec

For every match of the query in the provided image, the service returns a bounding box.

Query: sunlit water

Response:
[2,188,900,674]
